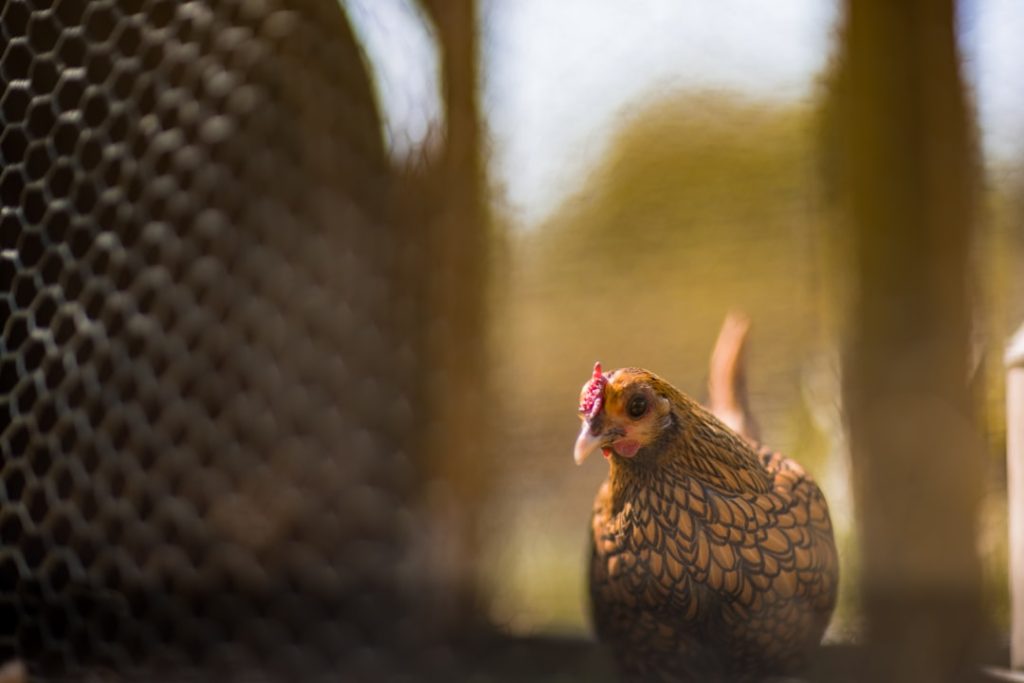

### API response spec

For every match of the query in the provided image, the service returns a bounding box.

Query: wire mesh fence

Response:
[0,0,449,678]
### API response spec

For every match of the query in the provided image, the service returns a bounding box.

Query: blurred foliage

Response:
[500,92,831,429]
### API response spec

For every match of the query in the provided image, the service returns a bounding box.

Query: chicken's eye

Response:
[627,395,648,419]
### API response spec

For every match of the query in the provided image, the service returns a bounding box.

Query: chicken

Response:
[575,359,838,682]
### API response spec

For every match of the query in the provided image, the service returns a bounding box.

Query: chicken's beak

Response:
[574,420,604,465]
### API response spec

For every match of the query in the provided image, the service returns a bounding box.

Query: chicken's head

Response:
[574,363,674,465]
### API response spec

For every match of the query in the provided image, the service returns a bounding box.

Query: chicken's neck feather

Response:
[608,394,772,511]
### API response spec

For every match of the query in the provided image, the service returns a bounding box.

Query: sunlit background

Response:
[343,0,1024,640]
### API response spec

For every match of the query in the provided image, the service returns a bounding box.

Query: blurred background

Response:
[353,0,1024,676]
[1,0,1023,680]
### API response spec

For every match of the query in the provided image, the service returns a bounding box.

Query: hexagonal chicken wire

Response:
[1,0,437,678]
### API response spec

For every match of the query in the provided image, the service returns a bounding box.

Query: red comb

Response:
[580,362,607,420]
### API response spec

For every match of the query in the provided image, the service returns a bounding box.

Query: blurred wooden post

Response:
[416,0,490,625]
[836,0,984,680]
[1008,324,1024,670]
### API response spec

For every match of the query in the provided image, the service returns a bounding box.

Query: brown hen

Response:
[576,359,838,682]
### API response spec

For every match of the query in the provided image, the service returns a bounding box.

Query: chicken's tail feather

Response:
[708,311,760,443]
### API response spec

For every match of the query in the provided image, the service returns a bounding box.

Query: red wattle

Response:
[613,439,640,458]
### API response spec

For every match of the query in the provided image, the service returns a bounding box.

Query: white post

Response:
[1007,324,1024,670]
